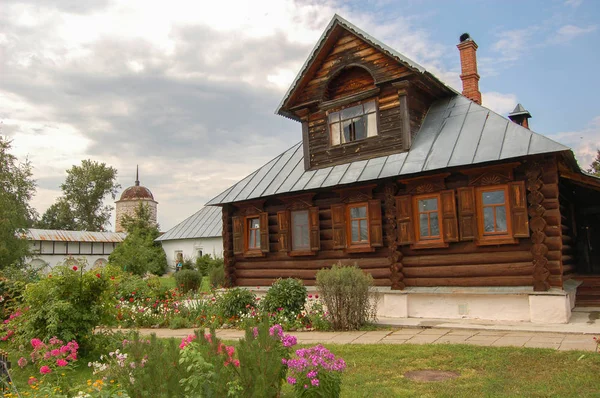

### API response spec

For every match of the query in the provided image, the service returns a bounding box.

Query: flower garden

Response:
[1,262,600,397]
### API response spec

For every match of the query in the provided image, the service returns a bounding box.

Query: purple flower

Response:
[307,370,318,379]
[287,377,296,385]
[311,378,320,387]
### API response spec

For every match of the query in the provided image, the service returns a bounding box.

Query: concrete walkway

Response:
[129,326,599,352]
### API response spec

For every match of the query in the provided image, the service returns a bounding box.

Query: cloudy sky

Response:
[2,0,599,232]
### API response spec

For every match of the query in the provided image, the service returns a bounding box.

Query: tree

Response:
[0,136,37,268]
[588,149,600,177]
[108,203,167,275]
[36,160,120,231]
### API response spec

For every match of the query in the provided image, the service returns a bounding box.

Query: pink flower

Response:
[225,346,235,357]
[40,365,52,374]
[287,377,296,385]
[28,377,38,385]
[51,349,60,356]
[17,357,27,368]
[311,378,320,386]
[233,359,240,367]
[56,359,68,367]
[31,338,43,349]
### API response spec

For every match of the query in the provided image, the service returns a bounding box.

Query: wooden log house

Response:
[207,16,600,323]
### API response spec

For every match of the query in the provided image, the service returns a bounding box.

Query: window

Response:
[328,100,377,146]
[475,185,515,244]
[348,204,369,245]
[414,194,443,245]
[247,217,261,250]
[291,210,310,251]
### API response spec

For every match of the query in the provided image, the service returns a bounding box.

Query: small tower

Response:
[508,103,532,130]
[115,166,158,232]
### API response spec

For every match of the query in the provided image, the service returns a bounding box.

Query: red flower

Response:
[96,273,101,278]
[129,298,134,303]
[110,276,115,280]
[72,266,78,271]
[315,294,319,299]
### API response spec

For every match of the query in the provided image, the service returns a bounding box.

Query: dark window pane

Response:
[250,218,260,228]
[350,206,367,218]
[482,190,505,205]
[418,198,438,212]
[483,207,494,232]
[419,214,429,237]
[351,220,359,242]
[255,232,260,248]
[496,206,507,232]
[292,211,309,250]
[353,117,367,141]
[359,220,368,241]
[430,212,440,236]
[342,119,352,143]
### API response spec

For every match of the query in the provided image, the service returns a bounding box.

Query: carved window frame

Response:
[278,194,319,257]
[475,184,516,245]
[412,192,447,249]
[346,202,371,250]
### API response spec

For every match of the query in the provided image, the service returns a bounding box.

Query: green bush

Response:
[316,264,376,331]
[208,259,225,288]
[174,270,202,293]
[218,287,256,320]
[182,256,196,271]
[0,265,41,319]
[262,278,307,318]
[195,254,214,276]
[19,261,116,352]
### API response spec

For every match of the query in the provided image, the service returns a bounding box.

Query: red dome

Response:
[119,185,154,201]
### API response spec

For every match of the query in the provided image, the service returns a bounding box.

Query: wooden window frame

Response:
[243,215,264,256]
[475,184,516,246]
[346,202,373,253]
[412,193,448,249]
[289,209,313,256]
[326,99,379,148]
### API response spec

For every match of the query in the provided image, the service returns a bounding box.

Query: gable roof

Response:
[25,229,126,243]
[155,206,222,241]
[276,14,456,121]
[207,95,569,206]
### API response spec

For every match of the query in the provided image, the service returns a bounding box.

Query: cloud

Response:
[564,0,583,8]
[551,24,597,43]
[481,92,518,116]
[547,116,600,169]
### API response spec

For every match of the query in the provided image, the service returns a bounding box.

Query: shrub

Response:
[19,262,116,352]
[174,269,202,293]
[316,264,376,330]
[195,254,214,276]
[285,344,346,397]
[181,256,196,271]
[208,259,226,288]
[0,265,41,319]
[217,288,256,320]
[262,278,307,318]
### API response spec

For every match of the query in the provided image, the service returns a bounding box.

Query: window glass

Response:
[496,206,507,232]
[482,190,505,205]
[481,189,508,235]
[418,198,438,212]
[350,206,367,218]
[349,205,369,244]
[248,217,260,249]
[483,207,495,232]
[416,196,441,240]
[329,100,377,146]
[291,210,310,251]
[351,220,359,242]
[430,212,440,236]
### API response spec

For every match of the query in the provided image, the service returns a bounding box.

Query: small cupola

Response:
[508,103,532,130]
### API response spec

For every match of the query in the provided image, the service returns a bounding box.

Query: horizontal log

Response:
[540,183,559,199]
[562,264,575,275]
[404,276,532,287]
[236,257,390,270]
[562,255,574,264]
[237,249,389,262]
[545,236,562,251]
[235,278,391,287]
[403,251,533,266]
[402,262,533,278]
[235,267,391,280]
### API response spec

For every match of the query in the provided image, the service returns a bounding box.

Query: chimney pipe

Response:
[457,33,482,105]
[508,103,532,129]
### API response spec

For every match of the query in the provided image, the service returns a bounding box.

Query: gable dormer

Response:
[277,15,454,171]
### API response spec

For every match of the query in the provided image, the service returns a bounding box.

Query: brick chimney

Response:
[457,33,482,105]
[508,103,532,129]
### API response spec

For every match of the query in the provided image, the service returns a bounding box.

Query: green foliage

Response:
[236,318,294,396]
[217,288,256,320]
[208,258,226,288]
[174,270,202,293]
[109,203,167,276]
[181,256,195,271]
[588,149,600,176]
[36,159,120,231]
[19,261,116,352]
[316,264,376,331]
[195,254,216,276]
[262,278,307,318]
[0,136,37,268]
[0,264,41,318]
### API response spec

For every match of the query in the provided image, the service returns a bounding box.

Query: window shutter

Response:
[509,181,530,238]
[259,212,270,253]
[457,187,477,241]
[440,190,459,243]
[368,199,383,247]
[331,204,347,249]
[309,206,320,251]
[232,216,243,255]
[277,210,290,252]
[395,195,414,245]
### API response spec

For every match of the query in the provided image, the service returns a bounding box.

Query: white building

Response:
[156,206,223,268]
[24,229,127,270]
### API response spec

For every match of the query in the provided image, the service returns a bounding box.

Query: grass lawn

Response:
[159,275,210,292]
[6,342,600,397]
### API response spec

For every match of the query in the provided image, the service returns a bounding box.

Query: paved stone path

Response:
[129,327,599,352]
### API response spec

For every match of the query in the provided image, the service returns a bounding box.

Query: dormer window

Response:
[328,100,378,146]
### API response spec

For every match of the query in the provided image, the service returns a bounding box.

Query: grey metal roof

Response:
[155,206,222,241]
[509,103,531,117]
[207,95,569,206]
[25,229,127,243]
[275,14,457,121]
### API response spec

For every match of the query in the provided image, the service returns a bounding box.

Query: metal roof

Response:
[155,206,222,241]
[207,95,569,206]
[508,103,531,118]
[275,14,457,121]
[25,229,127,243]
